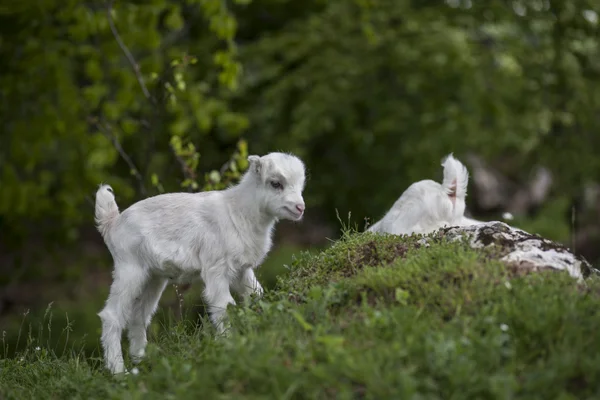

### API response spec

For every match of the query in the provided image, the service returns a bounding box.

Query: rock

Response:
[438,221,599,281]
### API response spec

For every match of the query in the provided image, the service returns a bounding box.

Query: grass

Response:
[2,228,600,399]
[0,244,311,359]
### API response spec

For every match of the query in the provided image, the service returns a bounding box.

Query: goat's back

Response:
[376,180,458,235]
[106,192,223,263]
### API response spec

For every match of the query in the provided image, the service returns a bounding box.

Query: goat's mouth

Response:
[283,206,303,220]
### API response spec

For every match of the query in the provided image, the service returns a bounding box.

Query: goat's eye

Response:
[270,181,283,189]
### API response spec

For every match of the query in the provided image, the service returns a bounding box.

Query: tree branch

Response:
[105,0,197,189]
[106,0,154,104]
[91,117,148,196]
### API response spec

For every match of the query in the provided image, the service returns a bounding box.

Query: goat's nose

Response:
[296,203,305,214]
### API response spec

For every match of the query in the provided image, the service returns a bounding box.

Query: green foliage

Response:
[0,243,305,358]
[0,0,251,241]
[2,232,600,398]
[233,0,600,222]
[2,0,600,240]
[201,139,250,192]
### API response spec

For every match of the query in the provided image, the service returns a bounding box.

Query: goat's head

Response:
[247,152,306,221]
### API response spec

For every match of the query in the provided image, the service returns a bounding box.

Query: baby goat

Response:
[367,153,469,235]
[94,152,306,374]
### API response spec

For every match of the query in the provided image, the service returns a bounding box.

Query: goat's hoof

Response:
[215,326,232,340]
[130,355,144,365]
[110,368,129,378]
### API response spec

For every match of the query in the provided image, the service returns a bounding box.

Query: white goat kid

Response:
[94,152,306,374]
[367,154,469,235]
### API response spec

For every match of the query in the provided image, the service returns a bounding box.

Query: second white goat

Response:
[94,152,306,374]
[367,153,469,235]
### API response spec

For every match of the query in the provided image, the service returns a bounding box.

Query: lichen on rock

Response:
[438,221,599,280]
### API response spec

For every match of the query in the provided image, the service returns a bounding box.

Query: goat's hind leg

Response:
[98,264,148,374]
[127,276,168,365]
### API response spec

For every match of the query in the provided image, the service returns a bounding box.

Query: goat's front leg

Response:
[203,269,236,335]
[233,267,264,301]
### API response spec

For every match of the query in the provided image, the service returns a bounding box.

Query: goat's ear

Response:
[247,155,262,175]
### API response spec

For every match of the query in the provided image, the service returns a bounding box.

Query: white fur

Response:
[458,216,485,226]
[94,152,306,374]
[368,153,469,235]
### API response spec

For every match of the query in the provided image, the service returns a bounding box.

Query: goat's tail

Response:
[441,153,469,201]
[95,184,120,239]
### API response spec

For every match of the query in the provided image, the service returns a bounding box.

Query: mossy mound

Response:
[2,230,600,399]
